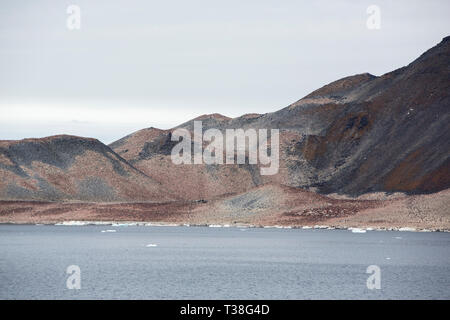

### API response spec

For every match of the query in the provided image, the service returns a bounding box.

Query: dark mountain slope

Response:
[0,135,175,202]
[111,36,450,198]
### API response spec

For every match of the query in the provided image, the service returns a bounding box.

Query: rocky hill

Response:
[0,135,175,202]
[1,37,449,205]
[110,36,450,199]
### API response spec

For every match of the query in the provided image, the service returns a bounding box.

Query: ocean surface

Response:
[0,224,449,299]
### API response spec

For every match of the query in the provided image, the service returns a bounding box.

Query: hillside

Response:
[0,36,449,232]
[0,135,175,202]
[110,36,450,199]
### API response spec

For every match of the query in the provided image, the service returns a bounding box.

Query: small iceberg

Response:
[209,224,222,228]
[350,228,366,233]
[146,244,158,247]
[101,229,117,233]
[302,226,312,229]
[57,221,87,226]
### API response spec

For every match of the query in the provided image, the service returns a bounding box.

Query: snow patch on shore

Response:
[41,221,448,232]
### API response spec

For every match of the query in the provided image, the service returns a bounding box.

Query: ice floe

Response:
[56,221,88,226]
[350,228,367,233]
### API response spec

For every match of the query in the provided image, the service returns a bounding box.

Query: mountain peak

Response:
[0,134,100,148]
[304,73,377,99]
[192,113,231,121]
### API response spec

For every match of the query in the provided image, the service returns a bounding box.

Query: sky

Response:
[0,0,449,144]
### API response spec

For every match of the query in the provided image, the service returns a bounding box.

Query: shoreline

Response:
[1,220,448,233]
[1,189,449,232]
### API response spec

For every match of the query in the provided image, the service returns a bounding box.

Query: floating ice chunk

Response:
[209,224,222,228]
[101,229,117,233]
[395,236,402,239]
[146,244,158,247]
[314,225,328,229]
[302,226,312,229]
[350,228,366,233]
[57,221,87,226]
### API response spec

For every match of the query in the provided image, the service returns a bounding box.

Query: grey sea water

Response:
[0,224,449,299]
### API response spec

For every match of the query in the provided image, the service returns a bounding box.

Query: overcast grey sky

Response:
[0,0,449,143]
